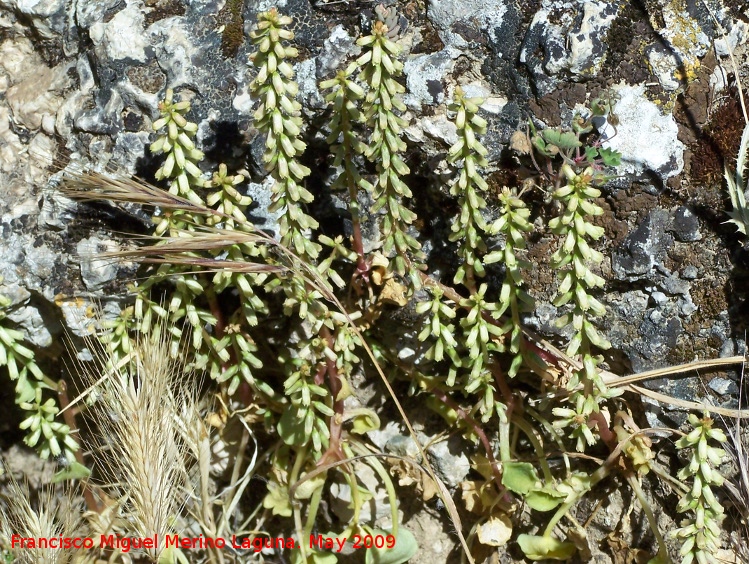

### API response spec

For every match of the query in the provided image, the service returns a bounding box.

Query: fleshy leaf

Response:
[517,534,577,561]
[501,461,538,495]
[278,407,308,446]
[365,528,418,564]
[262,480,293,517]
[525,487,566,512]
[585,146,599,162]
[291,548,338,564]
[350,408,381,434]
[52,461,91,482]
[294,471,327,500]
[542,129,582,150]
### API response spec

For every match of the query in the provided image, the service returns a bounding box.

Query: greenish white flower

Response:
[671,412,727,564]
[250,8,320,262]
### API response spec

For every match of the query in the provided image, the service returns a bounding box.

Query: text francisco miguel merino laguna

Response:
[10,533,396,553]
[10,534,299,553]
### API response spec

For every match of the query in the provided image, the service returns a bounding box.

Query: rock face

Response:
[613,210,673,280]
[2,0,749,559]
[520,0,620,95]
[601,83,684,181]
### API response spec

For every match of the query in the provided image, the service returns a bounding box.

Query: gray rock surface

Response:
[0,0,66,41]
[1,1,749,558]
[670,206,701,242]
[404,48,456,108]
[613,210,673,280]
[77,234,120,291]
[427,0,509,49]
[369,422,471,488]
[600,83,684,181]
[520,0,619,96]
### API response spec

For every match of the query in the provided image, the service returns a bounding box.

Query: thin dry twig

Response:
[532,331,749,417]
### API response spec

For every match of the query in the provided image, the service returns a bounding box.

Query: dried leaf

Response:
[476,513,513,547]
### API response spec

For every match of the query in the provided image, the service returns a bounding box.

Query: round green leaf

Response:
[517,534,577,561]
[365,528,418,564]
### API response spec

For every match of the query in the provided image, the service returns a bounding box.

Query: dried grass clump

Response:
[0,473,82,564]
[84,326,190,560]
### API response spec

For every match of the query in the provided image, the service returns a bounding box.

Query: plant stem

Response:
[627,473,672,563]
[57,379,102,513]
[290,444,310,562]
[319,325,345,464]
[430,386,502,488]
[350,440,399,536]
[511,415,555,483]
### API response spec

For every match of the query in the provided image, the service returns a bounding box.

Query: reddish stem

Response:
[589,411,616,451]
[430,387,503,489]
[317,326,346,467]
[205,286,226,340]
[490,363,516,420]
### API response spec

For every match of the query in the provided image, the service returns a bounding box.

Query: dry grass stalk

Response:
[84,325,190,561]
[60,171,209,215]
[0,472,82,564]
